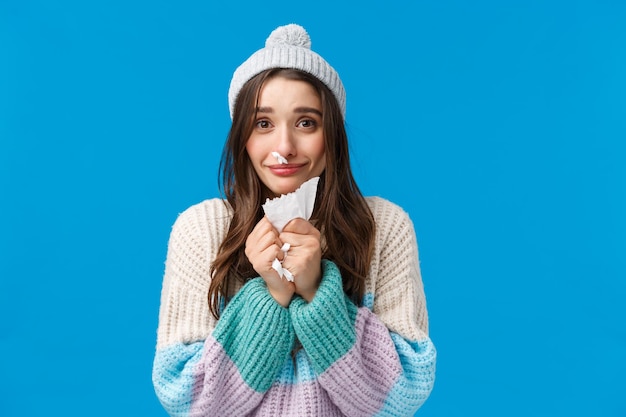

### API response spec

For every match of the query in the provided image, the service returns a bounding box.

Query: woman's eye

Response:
[299,119,317,128]
[256,120,271,129]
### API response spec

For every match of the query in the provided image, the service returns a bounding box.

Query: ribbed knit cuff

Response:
[213,278,295,392]
[290,260,358,375]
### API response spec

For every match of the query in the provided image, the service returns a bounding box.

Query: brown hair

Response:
[208,68,375,318]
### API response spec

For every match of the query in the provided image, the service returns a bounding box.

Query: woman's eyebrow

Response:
[294,107,322,117]
[256,106,322,116]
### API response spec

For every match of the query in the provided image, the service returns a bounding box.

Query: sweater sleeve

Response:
[289,201,436,416]
[152,201,295,416]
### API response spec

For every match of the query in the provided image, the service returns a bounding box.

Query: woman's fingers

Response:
[277,219,322,301]
[282,218,320,238]
[245,216,325,304]
[246,218,282,258]
[244,217,295,306]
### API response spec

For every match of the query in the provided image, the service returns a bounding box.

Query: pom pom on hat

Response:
[265,24,312,49]
[228,24,345,120]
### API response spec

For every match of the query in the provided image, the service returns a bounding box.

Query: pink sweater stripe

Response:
[317,306,403,415]
[189,336,264,416]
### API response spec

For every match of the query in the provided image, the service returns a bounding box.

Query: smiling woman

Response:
[152,24,436,416]
[246,74,326,197]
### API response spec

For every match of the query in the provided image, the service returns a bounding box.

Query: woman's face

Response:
[246,76,326,196]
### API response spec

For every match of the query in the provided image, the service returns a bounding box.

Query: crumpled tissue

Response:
[262,176,320,281]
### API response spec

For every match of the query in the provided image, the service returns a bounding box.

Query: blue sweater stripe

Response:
[374,335,437,416]
[152,342,204,416]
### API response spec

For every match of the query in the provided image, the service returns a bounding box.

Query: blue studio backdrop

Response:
[1,1,624,416]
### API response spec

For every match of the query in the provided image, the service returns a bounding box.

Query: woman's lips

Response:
[268,163,305,176]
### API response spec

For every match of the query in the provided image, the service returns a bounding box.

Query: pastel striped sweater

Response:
[153,197,436,416]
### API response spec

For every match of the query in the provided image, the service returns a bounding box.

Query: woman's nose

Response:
[275,126,297,157]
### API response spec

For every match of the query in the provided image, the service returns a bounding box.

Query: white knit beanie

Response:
[228,24,346,120]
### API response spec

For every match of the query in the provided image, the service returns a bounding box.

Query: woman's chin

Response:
[267,181,304,197]
[269,187,298,197]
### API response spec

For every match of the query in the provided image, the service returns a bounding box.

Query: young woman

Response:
[153,24,436,416]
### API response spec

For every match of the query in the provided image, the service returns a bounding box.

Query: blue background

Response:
[1,1,624,416]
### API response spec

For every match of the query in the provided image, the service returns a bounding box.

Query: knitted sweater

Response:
[152,196,436,416]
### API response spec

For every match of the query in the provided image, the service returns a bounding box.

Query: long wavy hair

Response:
[208,68,375,319]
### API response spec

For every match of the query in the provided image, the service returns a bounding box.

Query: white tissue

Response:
[262,176,320,281]
[272,258,294,282]
[271,151,289,164]
[262,176,320,233]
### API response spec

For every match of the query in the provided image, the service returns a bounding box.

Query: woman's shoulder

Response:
[363,196,419,260]
[177,198,232,220]
[171,198,233,237]
[364,196,414,229]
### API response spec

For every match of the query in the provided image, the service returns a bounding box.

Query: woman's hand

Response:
[245,217,295,307]
[279,218,322,302]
